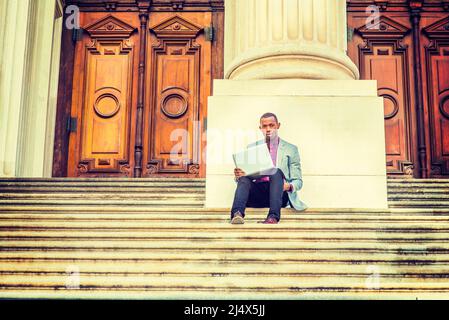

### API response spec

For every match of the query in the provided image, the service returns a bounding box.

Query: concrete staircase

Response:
[0,177,449,299]
[0,178,206,208]
[388,178,449,208]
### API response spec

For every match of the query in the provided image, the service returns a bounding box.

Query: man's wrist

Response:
[288,183,293,192]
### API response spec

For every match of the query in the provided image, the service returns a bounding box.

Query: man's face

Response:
[259,116,281,140]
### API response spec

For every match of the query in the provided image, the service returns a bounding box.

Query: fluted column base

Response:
[225,42,360,80]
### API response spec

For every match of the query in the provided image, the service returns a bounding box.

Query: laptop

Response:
[232,143,277,177]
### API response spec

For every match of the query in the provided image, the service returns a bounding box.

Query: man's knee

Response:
[272,168,284,179]
[237,176,252,185]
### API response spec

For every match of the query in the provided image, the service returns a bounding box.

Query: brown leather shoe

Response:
[231,211,245,224]
[262,216,279,224]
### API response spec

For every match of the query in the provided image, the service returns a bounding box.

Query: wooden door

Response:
[67,13,139,177]
[423,16,449,177]
[142,12,211,177]
[67,12,214,177]
[348,15,415,176]
[347,2,449,178]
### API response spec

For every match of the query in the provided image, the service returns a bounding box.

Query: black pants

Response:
[230,168,290,222]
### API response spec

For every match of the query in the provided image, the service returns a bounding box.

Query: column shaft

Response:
[0,0,31,176]
[224,0,359,80]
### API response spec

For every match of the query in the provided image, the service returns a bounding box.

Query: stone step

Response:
[2,219,449,229]
[2,207,449,214]
[3,261,449,274]
[0,207,389,213]
[0,249,447,262]
[389,201,449,208]
[2,217,449,226]
[0,187,205,193]
[0,181,205,188]
[0,199,204,206]
[387,178,449,183]
[0,177,442,182]
[0,182,205,188]
[1,274,448,290]
[1,271,448,286]
[387,183,449,188]
[387,188,449,194]
[3,212,449,221]
[2,206,449,215]
[2,239,449,251]
[388,194,449,200]
[0,193,205,200]
[0,177,206,182]
[0,289,445,300]
[3,229,449,241]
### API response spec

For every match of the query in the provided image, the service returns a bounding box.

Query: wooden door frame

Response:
[52,0,224,177]
[52,9,76,177]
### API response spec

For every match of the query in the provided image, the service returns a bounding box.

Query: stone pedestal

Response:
[205,80,388,209]
[205,0,387,209]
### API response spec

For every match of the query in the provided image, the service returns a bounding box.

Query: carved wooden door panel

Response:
[67,14,139,177]
[423,16,449,177]
[142,13,211,177]
[348,16,416,176]
[359,40,414,176]
[67,12,213,178]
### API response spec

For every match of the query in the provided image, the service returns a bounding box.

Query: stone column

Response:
[224,0,359,80]
[0,0,63,177]
[16,0,61,177]
[0,0,31,176]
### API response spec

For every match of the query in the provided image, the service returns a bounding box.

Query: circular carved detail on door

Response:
[382,94,399,119]
[94,94,120,118]
[161,93,188,118]
[440,96,449,120]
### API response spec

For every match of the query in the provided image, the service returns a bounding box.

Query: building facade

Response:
[0,0,448,179]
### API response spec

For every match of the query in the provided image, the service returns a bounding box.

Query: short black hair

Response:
[260,112,279,123]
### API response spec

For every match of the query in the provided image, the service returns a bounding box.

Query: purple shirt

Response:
[253,136,280,183]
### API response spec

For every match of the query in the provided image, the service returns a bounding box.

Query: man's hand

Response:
[283,180,292,192]
[234,168,246,180]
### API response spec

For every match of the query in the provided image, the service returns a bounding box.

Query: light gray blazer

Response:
[245,138,307,211]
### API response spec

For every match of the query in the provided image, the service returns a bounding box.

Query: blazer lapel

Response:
[276,138,285,168]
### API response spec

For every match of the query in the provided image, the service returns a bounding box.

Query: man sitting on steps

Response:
[231,112,307,225]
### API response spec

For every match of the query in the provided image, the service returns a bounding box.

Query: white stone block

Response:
[205,79,388,209]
